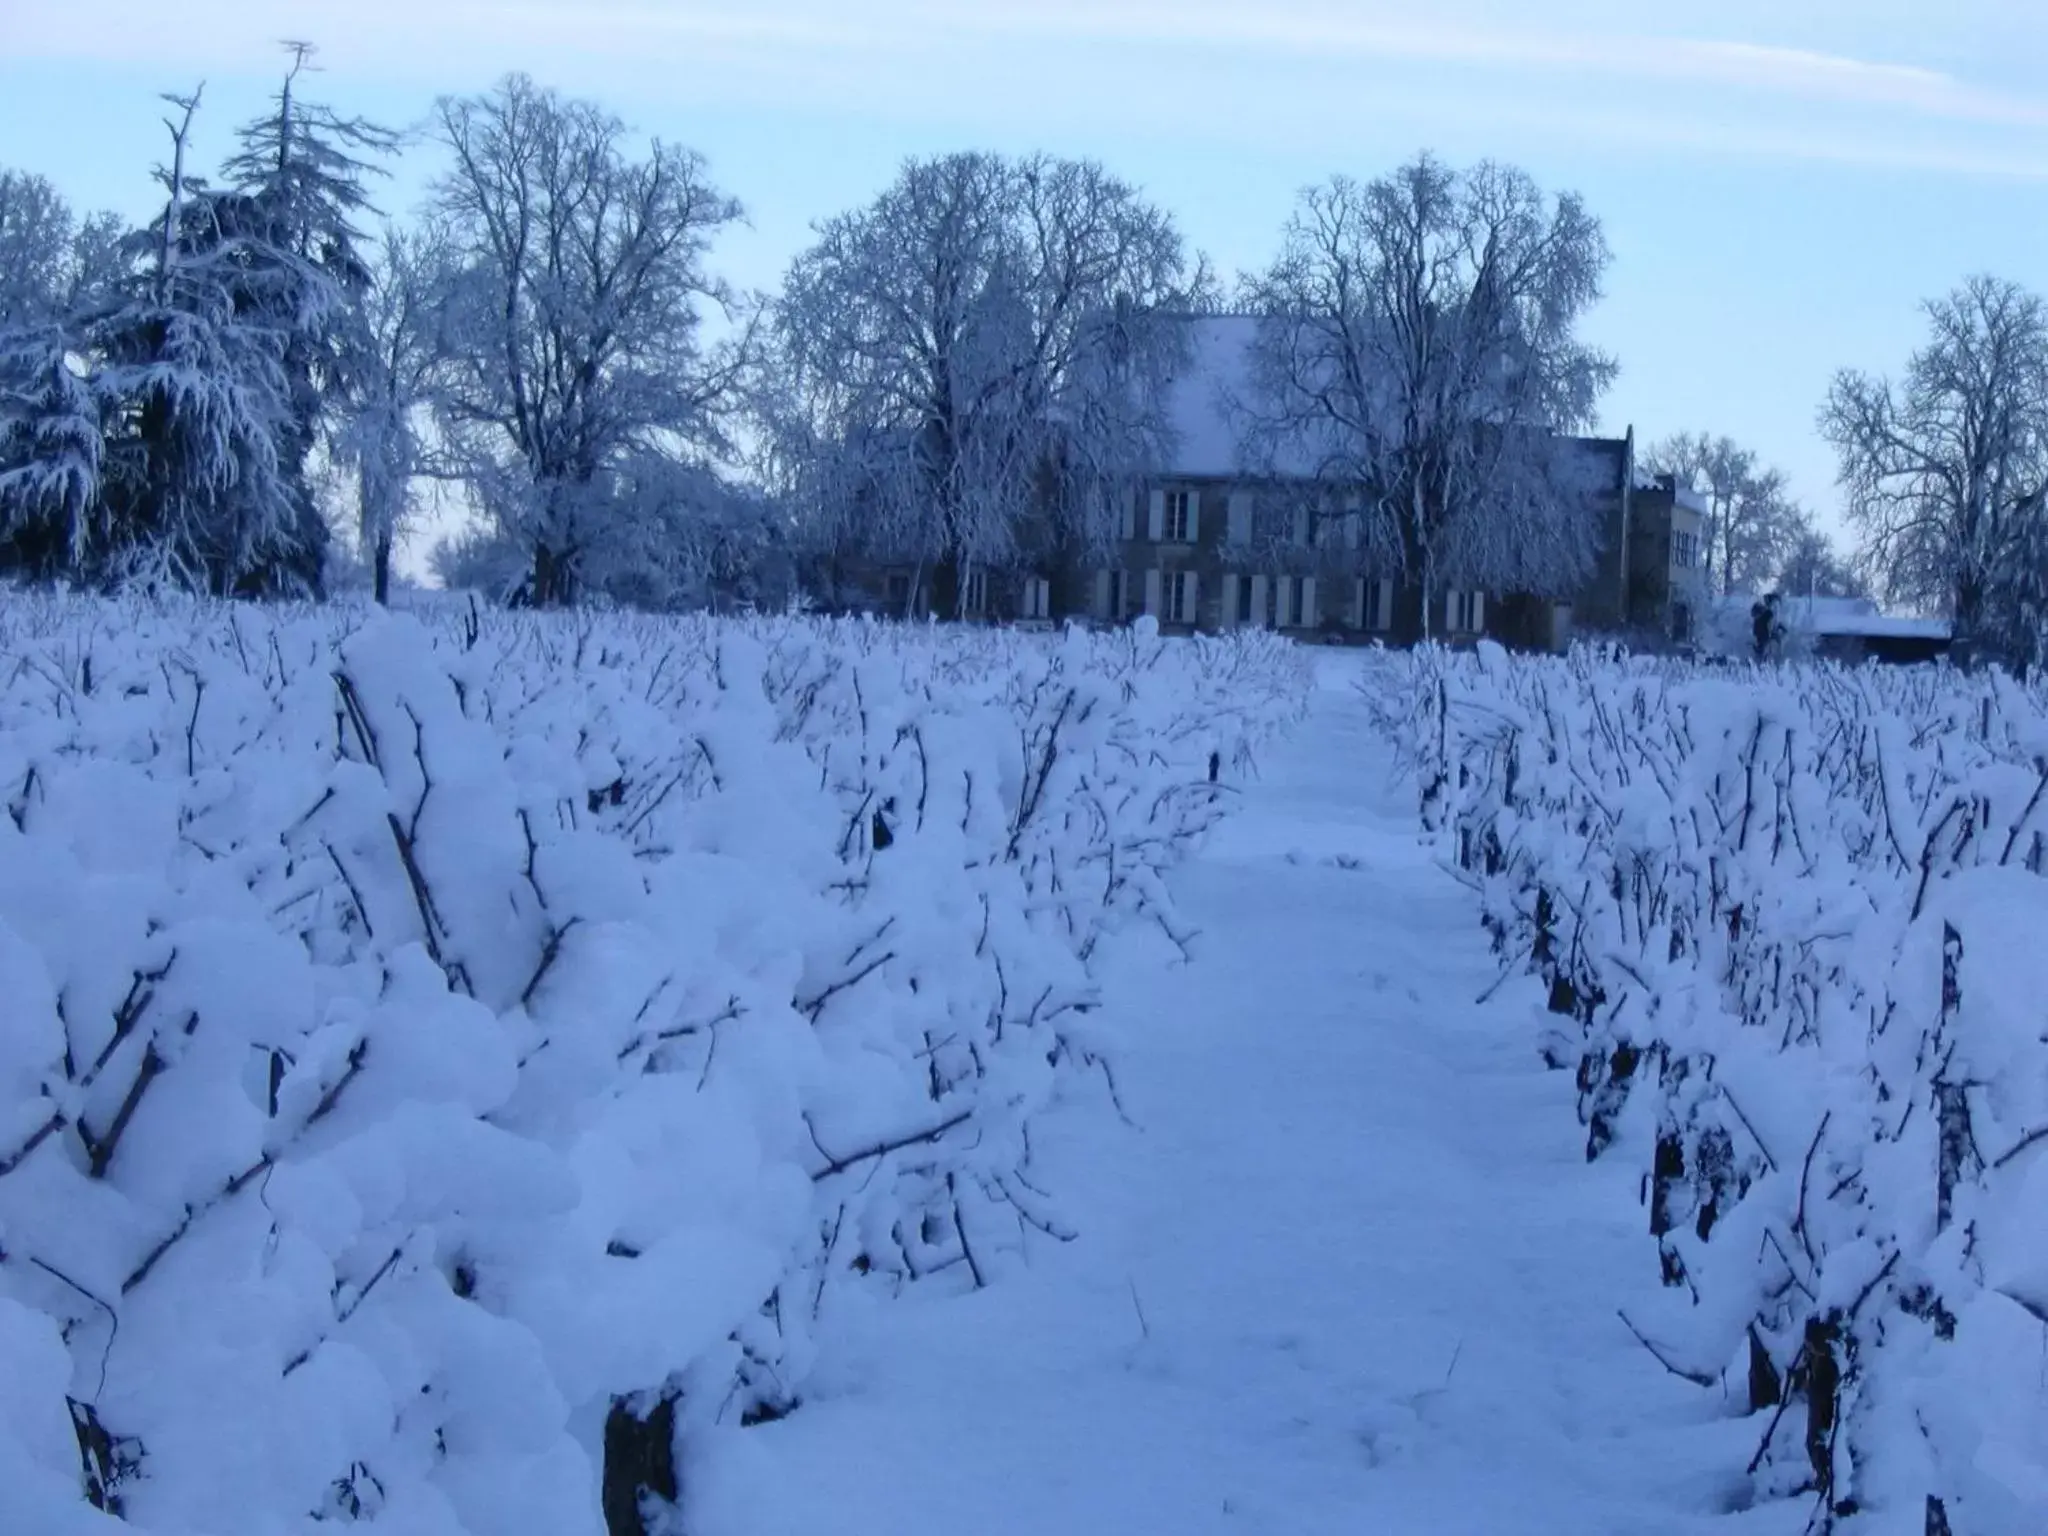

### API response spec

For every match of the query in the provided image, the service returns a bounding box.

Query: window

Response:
[1160,570,1197,624]
[885,572,914,613]
[962,566,988,616]
[1672,530,1698,570]
[1163,489,1193,543]
[1315,501,1361,552]
[1447,589,1485,634]
[1021,576,1051,619]
[1355,577,1393,631]
[1273,575,1298,628]
[1225,492,1253,545]
[1108,570,1129,620]
[1234,575,1256,624]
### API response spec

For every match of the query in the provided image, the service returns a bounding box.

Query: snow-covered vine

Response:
[1367,643,2048,1534]
[0,592,1308,1535]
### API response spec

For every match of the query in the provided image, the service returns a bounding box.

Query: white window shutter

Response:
[1472,590,1486,634]
[1444,590,1458,631]
[1300,576,1318,630]
[1220,573,1240,627]
[1292,506,1310,546]
[1185,491,1201,544]
[1184,571,1201,627]
[1377,579,1395,631]
[1120,490,1138,541]
[1144,567,1163,617]
[1147,489,1166,542]
[1350,577,1366,628]
[1249,574,1269,628]
[1094,569,1111,619]
[1227,492,1252,545]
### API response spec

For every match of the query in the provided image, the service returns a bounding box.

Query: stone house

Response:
[1620,473,1710,644]
[818,315,1697,649]
[1076,317,1693,649]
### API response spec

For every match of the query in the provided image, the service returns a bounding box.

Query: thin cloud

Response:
[921,3,2048,131]
[12,0,2048,154]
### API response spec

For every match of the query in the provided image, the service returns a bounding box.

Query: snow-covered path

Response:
[694,662,1792,1535]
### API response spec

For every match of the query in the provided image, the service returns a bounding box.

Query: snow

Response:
[686,655,1801,1535]
[1710,593,1952,643]
[1159,314,1263,479]
[1388,640,2048,1531]
[9,590,2037,1532]
[0,590,1309,1534]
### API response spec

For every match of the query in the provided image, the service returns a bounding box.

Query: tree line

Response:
[1,52,2042,664]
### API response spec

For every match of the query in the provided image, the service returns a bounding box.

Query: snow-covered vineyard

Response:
[1380,643,2048,1532]
[0,593,1306,1533]
[4,599,2045,1535]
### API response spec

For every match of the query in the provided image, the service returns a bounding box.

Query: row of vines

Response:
[1366,643,2048,1534]
[0,593,1309,1535]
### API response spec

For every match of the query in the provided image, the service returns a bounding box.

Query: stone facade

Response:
[819,318,1696,650]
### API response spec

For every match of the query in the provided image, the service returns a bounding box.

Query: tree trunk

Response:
[372,532,392,606]
[531,542,572,608]
[930,543,966,622]
[601,1392,680,1536]
[1952,573,1985,656]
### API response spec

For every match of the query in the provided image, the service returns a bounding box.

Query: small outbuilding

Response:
[1780,597,1952,665]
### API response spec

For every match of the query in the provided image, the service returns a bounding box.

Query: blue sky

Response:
[5,0,2046,547]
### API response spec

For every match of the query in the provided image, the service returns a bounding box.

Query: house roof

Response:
[1156,314,1276,478]
[1151,314,1630,490]
[1718,594,1952,641]
[1783,596,1951,640]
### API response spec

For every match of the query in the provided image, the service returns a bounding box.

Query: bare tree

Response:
[1238,154,1615,637]
[1643,432,1805,599]
[337,224,445,603]
[1821,275,2048,663]
[428,74,748,607]
[0,171,79,330]
[1776,514,1866,601]
[767,151,1204,617]
[0,171,123,330]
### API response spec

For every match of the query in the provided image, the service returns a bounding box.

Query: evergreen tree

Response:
[0,322,101,577]
[213,43,399,595]
[86,88,299,592]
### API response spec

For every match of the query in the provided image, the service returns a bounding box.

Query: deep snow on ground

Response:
[691,655,1807,1536]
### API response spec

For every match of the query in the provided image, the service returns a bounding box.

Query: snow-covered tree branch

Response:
[1642,431,1807,599]
[1820,274,2048,668]
[1237,154,1617,634]
[427,74,752,608]
[765,151,1207,616]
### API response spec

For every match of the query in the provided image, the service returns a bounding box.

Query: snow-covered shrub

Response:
[0,592,1309,1534]
[1365,644,2048,1534]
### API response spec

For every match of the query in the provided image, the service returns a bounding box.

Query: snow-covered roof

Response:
[1148,313,1632,492]
[1723,594,1952,642]
[1156,314,1267,478]
[1794,600,1950,640]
